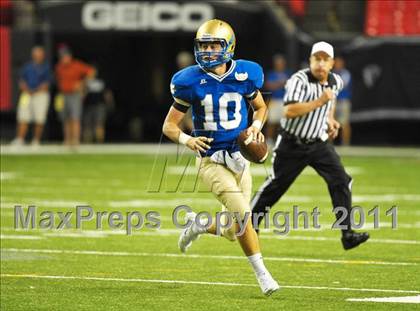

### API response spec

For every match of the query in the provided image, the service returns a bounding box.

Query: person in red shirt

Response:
[55,46,95,147]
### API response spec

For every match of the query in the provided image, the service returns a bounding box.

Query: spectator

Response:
[11,46,51,147]
[334,56,352,145]
[176,51,194,69]
[55,45,95,147]
[82,65,114,143]
[264,54,290,146]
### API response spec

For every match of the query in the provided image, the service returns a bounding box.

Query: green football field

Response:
[1,146,419,310]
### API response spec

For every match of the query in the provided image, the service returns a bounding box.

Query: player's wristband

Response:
[252,120,263,130]
[178,132,192,145]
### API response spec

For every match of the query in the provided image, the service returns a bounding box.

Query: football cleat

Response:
[178,212,201,253]
[256,272,280,296]
[341,231,370,250]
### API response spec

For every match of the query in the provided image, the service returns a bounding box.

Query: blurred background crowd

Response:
[0,0,419,147]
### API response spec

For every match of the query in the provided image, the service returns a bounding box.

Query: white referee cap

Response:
[311,41,334,58]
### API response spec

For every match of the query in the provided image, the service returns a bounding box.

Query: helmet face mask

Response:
[194,38,231,68]
[193,19,235,69]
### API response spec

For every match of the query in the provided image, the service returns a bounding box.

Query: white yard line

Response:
[1,273,419,294]
[2,219,419,230]
[398,211,420,216]
[0,199,218,209]
[0,144,188,155]
[2,248,418,267]
[168,166,365,176]
[1,200,89,208]
[0,227,419,245]
[107,198,216,208]
[0,172,20,180]
[3,185,415,197]
[0,235,44,240]
[353,194,420,202]
[260,235,420,245]
[258,222,420,230]
[2,193,420,211]
[42,232,109,238]
[2,144,420,157]
[347,295,420,304]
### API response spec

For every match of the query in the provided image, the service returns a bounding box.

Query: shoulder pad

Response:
[235,59,264,89]
[170,65,201,103]
[171,65,201,88]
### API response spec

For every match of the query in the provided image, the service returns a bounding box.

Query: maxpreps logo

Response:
[82,1,214,31]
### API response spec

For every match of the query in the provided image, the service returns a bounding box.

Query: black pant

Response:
[251,134,353,234]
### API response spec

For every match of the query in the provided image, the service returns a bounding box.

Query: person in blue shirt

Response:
[162,19,279,296]
[11,46,51,147]
[264,54,290,146]
[334,56,352,145]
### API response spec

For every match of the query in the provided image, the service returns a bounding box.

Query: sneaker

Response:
[341,231,369,250]
[256,272,280,296]
[31,139,40,150]
[178,212,201,253]
[10,138,24,146]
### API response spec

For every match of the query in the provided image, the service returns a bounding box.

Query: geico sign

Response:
[82,1,214,31]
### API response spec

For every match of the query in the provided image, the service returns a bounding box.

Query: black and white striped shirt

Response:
[281,68,344,140]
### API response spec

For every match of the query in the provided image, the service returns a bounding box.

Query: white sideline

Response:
[1,273,419,294]
[347,295,420,304]
[0,227,419,245]
[1,144,420,158]
[1,248,418,266]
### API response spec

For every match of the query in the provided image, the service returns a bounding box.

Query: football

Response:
[237,130,269,163]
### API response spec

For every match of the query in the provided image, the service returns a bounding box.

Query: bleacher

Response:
[365,0,420,36]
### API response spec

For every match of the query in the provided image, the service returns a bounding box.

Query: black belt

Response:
[280,131,321,145]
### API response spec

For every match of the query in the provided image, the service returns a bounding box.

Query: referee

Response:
[251,42,369,250]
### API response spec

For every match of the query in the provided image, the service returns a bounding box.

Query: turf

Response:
[1,148,419,310]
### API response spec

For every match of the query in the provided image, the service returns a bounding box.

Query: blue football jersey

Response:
[170,59,264,156]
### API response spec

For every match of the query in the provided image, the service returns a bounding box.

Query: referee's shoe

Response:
[341,231,370,250]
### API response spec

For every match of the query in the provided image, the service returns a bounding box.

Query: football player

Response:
[162,19,279,296]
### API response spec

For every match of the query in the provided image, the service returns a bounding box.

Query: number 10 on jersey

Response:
[201,92,243,130]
